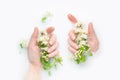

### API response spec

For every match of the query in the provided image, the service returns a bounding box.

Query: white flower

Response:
[19,39,28,48]
[75,22,88,47]
[80,41,87,45]
[42,41,49,45]
[37,30,50,51]
[75,28,83,33]
[75,22,83,28]
[43,35,49,41]
[81,34,88,39]
[82,29,88,34]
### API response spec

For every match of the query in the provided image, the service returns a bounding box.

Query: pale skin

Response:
[25,14,99,80]
[67,14,99,53]
[25,27,59,80]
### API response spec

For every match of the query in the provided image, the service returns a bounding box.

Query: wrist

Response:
[29,63,42,72]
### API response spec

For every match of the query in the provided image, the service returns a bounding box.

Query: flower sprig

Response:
[37,30,62,75]
[41,12,53,23]
[19,29,62,76]
[73,22,92,64]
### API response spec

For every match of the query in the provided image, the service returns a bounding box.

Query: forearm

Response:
[25,63,41,80]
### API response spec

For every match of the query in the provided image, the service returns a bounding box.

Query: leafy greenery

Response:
[38,40,62,75]
[40,51,62,70]
[89,52,93,56]
[74,45,92,64]
[19,43,23,48]
[19,39,28,49]
[73,22,93,64]
[41,17,47,23]
[38,41,47,48]
[41,12,53,23]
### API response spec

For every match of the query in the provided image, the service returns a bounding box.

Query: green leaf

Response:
[54,56,62,63]
[42,50,49,55]
[89,52,93,56]
[38,41,47,48]
[19,43,23,48]
[42,61,52,70]
[41,17,47,22]
[79,46,84,50]
[84,45,89,51]
[48,71,51,76]
[81,56,86,62]
[75,58,81,64]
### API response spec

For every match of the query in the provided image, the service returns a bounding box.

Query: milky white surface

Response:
[0,0,120,80]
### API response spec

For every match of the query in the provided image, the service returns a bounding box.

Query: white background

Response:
[0,0,120,80]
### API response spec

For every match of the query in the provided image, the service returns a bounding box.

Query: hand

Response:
[67,14,99,53]
[27,27,59,67]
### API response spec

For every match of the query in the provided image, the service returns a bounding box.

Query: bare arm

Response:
[25,27,58,80]
[25,27,41,80]
[25,64,41,80]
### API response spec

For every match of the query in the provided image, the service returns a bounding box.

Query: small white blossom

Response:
[19,39,28,48]
[81,34,88,39]
[75,22,88,47]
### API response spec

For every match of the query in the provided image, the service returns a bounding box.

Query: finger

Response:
[68,38,78,50]
[49,34,56,45]
[88,23,96,39]
[67,14,78,24]
[69,29,76,41]
[46,26,55,34]
[48,42,59,53]
[48,50,59,58]
[88,22,99,52]
[29,27,39,46]
[88,22,99,41]
[68,46,77,53]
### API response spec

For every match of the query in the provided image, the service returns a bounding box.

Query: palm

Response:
[28,28,41,66]
[28,27,59,67]
[68,14,99,53]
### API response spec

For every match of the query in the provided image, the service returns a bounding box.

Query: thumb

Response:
[88,22,96,39]
[29,27,39,46]
[88,23,99,52]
